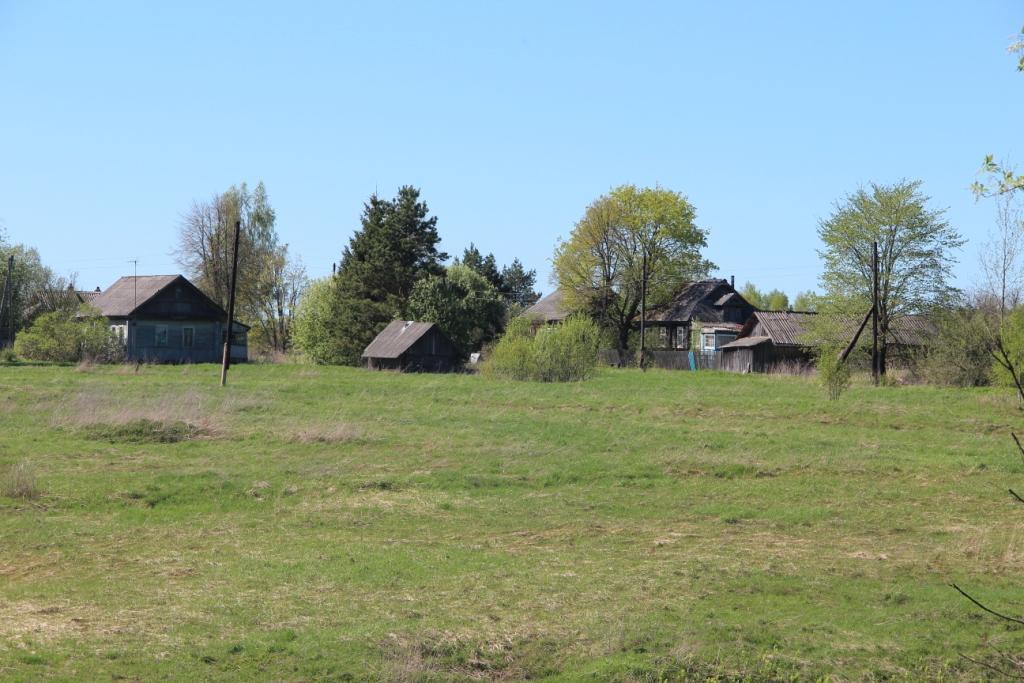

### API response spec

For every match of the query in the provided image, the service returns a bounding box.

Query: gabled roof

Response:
[362,321,441,359]
[649,279,753,323]
[522,289,567,323]
[88,274,229,319]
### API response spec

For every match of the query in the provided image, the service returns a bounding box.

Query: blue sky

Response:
[1,2,1021,299]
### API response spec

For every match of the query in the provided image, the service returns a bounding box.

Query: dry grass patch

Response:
[51,388,223,442]
[1,460,40,499]
[291,423,364,444]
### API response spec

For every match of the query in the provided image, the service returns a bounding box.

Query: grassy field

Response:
[0,364,1022,681]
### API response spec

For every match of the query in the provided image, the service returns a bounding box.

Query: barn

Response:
[362,321,457,372]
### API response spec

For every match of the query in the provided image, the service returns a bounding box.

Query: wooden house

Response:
[87,275,248,363]
[718,310,935,373]
[362,320,457,372]
[641,279,756,368]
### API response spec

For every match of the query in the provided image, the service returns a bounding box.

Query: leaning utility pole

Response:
[0,255,13,347]
[220,220,242,387]
[871,240,879,385]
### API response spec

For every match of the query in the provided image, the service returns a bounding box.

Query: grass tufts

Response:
[82,419,208,443]
[1,460,40,499]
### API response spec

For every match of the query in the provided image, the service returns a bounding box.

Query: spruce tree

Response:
[325,186,447,364]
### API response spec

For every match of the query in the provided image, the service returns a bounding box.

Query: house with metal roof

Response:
[361,320,457,372]
[86,274,248,363]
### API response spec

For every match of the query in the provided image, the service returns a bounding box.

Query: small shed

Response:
[362,321,457,372]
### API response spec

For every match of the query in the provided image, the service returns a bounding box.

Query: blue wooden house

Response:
[87,275,247,363]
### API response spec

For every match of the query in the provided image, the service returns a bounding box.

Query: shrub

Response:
[1,460,39,500]
[817,345,851,400]
[13,307,123,363]
[483,316,600,382]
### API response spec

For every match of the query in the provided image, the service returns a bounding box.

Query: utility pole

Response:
[0,255,13,347]
[639,250,648,371]
[220,220,242,387]
[871,240,879,386]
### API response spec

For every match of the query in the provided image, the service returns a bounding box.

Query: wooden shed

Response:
[361,321,457,372]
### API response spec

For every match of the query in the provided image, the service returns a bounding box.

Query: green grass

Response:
[0,363,1022,680]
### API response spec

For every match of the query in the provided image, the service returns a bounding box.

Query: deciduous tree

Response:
[175,182,305,354]
[816,180,963,374]
[408,264,505,358]
[554,185,712,357]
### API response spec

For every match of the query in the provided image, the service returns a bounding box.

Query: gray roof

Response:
[89,275,184,317]
[362,321,438,359]
[85,275,248,329]
[737,310,935,348]
[649,279,753,323]
[76,290,101,305]
[522,289,568,322]
[720,335,770,349]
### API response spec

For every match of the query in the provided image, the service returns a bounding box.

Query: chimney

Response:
[730,275,735,288]
[94,286,101,292]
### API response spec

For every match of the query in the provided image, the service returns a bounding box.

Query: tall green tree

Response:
[455,244,501,289]
[816,180,964,373]
[408,264,505,358]
[554,184,712,355]
[498,258,540,310]
[455,244,539,310]
[322,186,447,365]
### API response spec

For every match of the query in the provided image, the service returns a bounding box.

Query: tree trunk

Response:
[616,325,630,368]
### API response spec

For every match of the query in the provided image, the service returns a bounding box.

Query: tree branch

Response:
[952,584,1024,626]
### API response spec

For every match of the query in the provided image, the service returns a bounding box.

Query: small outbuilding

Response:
[361,320,457,372]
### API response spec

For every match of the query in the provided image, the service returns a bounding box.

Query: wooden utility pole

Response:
[871,240,879,386]
[639,251,648,371]
[220,220,242,387]
[0,255,13,347]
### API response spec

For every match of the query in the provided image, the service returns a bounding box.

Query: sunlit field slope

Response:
[1,364,1021,680]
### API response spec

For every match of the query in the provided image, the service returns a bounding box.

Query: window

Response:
[182,327,194,348]
[702,333,715,350]
[155,325,168,347]
[674,326,689,350]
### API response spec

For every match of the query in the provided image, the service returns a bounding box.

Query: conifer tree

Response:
[324,186,447,364]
